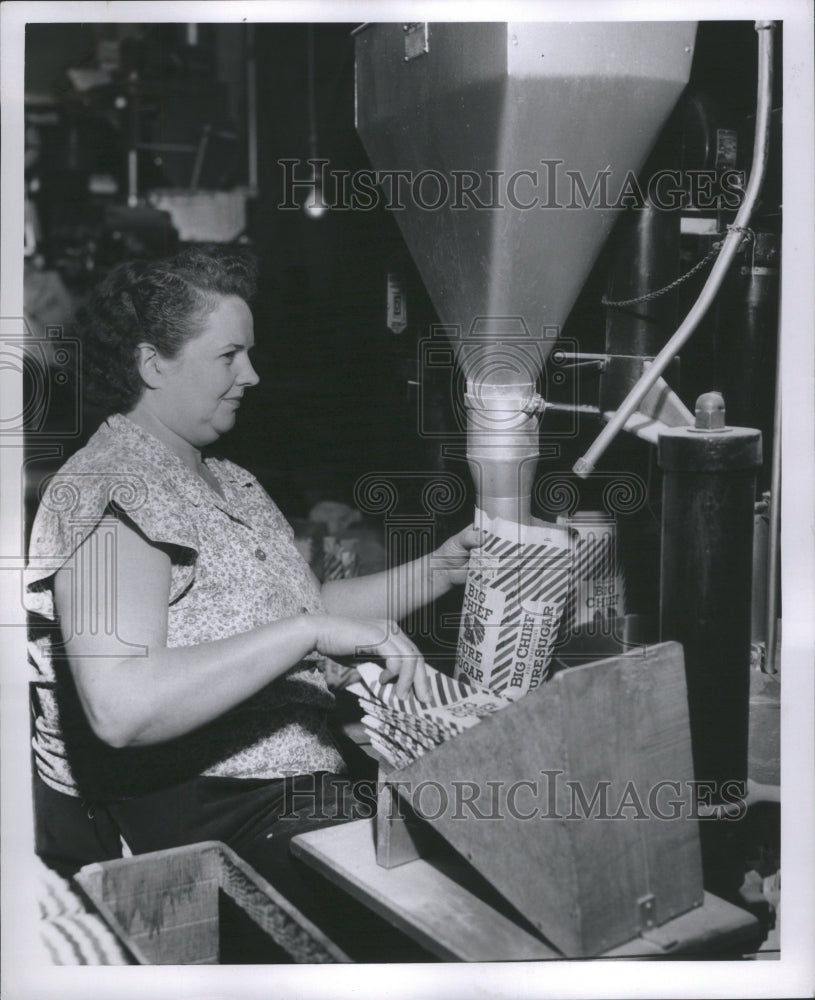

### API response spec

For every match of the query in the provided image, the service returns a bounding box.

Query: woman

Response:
[25,247,482,957]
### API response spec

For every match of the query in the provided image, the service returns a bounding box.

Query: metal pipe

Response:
[465,382,540,525]
[574,21,775,478]
[764,323,782,673]
[246,25,258,193]
[307,25,318,161]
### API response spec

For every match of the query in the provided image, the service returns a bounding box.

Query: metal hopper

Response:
[355,21,697,520]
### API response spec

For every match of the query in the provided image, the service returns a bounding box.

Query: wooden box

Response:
[378,641,705,957]
[74,841,349,964]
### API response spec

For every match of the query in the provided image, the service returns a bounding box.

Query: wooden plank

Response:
[375,767,432,868]
[217,850,349,963]
[383,668,579,953]
[558,642,703,954]
[97,882,218,938]
[291,818,560,961]
[76,841,349,965]
[292,820,761,962]
[83,841,222,901]
[129,917,219,964]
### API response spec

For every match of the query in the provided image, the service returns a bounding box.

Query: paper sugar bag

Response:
[556,512,626,635]
[454,510,572,699]
[350,661,511,736]
[347,661,513,767]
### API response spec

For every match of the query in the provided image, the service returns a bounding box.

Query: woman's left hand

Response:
[432,524,488,588]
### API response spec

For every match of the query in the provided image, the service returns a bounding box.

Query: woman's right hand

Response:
[307,614,430,702]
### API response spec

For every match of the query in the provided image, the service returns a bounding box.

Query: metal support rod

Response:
[543,401,601,416]
[246,25,258,192]
[307,24,318,161]
[552,352,657,363]
[573,21,775,478]
[764,316,782,673]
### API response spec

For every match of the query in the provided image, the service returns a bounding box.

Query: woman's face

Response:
[156,294,259,448]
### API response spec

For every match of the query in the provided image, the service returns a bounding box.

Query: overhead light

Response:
[303,25,327,220]
[304,175,328,218]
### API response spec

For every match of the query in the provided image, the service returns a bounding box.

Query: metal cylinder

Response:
[465,381,539,524]
[658,393,761,895]
[714,235,779,493]
[600,197,681,413]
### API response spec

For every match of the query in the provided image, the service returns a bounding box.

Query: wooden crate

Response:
[74,841,350,964]
[378,641,705,957]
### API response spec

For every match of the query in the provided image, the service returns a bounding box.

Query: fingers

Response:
[440,524,487,558]
[433,526,487,580]
[364,620,430,701]
[383,652,429,702]
[453,524,487,553]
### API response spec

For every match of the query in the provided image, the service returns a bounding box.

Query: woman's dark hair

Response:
[77,246,258,413]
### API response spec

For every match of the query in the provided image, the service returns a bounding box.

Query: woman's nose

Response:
[239,357,260,387]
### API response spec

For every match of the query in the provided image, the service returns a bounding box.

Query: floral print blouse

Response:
[25,414,345,800]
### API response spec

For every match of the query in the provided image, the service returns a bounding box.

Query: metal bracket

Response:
[403,23,429,62]
[637,370,694,427]
[637,893,657,932]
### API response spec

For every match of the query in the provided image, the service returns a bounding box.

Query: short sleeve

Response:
[25,468,200,620]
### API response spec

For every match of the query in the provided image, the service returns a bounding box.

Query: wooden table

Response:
[291,818,762,962]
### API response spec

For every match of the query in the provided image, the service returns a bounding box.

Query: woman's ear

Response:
[135,343,163,389]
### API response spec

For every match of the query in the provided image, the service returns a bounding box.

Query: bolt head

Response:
[695,391,726,430]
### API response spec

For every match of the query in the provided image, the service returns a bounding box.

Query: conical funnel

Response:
[355,22,696,519]
[355,21,696,381]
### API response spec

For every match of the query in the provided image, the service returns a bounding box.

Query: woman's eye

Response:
[222,352,236,362]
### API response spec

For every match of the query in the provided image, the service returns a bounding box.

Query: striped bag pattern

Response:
[481,535,572,695]
[558,522,625,637]
[347,662,512,769]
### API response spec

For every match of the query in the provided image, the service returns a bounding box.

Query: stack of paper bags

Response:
[347,662,513,769]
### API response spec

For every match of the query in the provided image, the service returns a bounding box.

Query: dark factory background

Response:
[25,22,423,520]
[23,20,781,622]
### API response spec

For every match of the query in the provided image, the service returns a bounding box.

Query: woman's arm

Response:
[55,516,431,749]
[321,524,484,620]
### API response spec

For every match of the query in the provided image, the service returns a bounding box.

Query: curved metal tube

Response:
[574,21,776,478]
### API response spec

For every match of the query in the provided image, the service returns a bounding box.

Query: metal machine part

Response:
[575,21,775,478]
[355,22,697,515]
[714,234,779,490]
[600,195,682,414]
[658,392,762,894]
[464,380,540,524]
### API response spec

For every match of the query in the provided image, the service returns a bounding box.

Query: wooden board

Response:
[558,640,704,952]
[292,818,560,961]
[381,642,703,956]
[291,818,762,961]
[75,840,349,964]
